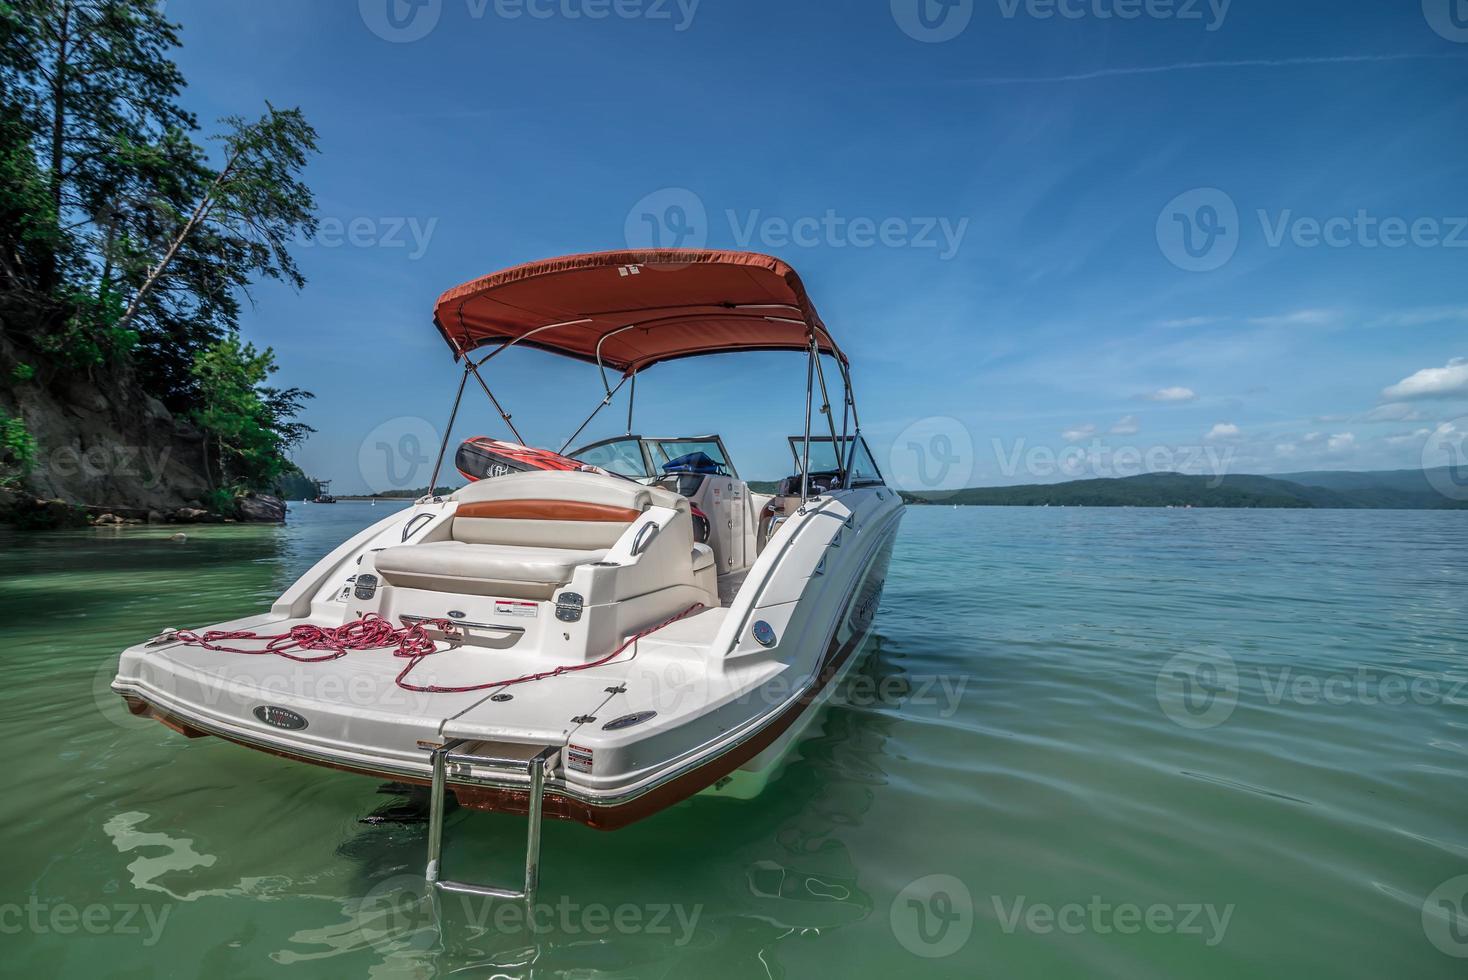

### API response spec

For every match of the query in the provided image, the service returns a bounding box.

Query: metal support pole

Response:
[812,352,842,474]
[800,337,816,503]
[558,374,630,455]
[625,370,637,435]
[838,360,862,489]
[522,756,546,906]
[426,369,470,496]
[425,744,451,883]
[465,361,525,445]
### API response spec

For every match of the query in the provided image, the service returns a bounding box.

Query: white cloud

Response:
[1158,316,1225,329]
[1062,423,1097,443]
[1109,415,1139,436]
[1361,403,1426,423]
[1274,442,1297,457]
[1246,309,1340,327]
[1146,386,1198,403]
[1385,429,1431,447]
[1327,432,1356,454]
[1206,423,1241,441]
[1381,357,1468,401]
[1367,307,1468,329]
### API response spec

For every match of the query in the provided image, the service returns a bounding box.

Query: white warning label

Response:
[566,743,594,773]
[493,600,539,619]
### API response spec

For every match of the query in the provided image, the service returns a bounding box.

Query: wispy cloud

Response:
[1158,316,1226,329]
[1206,422,1241,441]
[1109,415,1140,436]
[958,53,1467,87]
[1145,386,1198,403]
[1062,423,1098,443]
[1367,307,1468,329]
[1361,403,1426,423]
[1246,309,1341,328]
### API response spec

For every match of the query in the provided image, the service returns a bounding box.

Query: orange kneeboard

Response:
[454,437,585,482]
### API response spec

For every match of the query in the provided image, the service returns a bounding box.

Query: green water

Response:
[2,503,1466,977]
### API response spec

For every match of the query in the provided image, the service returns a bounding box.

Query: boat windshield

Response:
[788,436,884,486]
[571,435,738,480]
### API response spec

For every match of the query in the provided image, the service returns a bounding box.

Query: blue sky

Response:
[165,0,1468,492]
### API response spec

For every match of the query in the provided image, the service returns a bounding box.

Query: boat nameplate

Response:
[253,705,309,731]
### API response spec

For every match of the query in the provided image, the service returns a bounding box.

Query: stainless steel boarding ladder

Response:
[425,740,559,905]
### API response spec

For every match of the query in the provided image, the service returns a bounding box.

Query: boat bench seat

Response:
[374,470,697,601]
[373,541,608,599]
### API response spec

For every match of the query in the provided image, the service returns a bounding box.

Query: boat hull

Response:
[114,490,903,830]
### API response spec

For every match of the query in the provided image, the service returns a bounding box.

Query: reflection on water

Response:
[1,503,1466,977]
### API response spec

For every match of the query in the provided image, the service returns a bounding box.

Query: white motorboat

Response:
[112,250,904,902]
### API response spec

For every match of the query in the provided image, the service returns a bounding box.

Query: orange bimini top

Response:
[431,249,845,375]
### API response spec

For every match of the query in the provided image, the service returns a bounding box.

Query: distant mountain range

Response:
[900,468,1468,510]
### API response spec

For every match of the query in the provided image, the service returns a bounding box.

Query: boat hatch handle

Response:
[401,512,435,542]
[426,741,558,905]
[631,520,660,556]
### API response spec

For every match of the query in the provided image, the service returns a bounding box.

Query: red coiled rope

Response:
[172,613,452,663]
[171,604,705,694]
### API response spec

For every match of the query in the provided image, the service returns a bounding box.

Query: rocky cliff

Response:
[0,312,285,527]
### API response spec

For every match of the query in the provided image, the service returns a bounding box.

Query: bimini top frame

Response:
[425,250,867,501]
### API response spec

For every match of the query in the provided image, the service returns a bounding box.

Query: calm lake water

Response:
[2,503,1466,977]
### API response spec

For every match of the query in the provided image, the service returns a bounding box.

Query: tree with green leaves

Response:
[0,0,319,496]
[189,332,312,493]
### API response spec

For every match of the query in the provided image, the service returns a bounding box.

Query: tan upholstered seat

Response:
[374,470,694,599]
[373,541,607,599]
